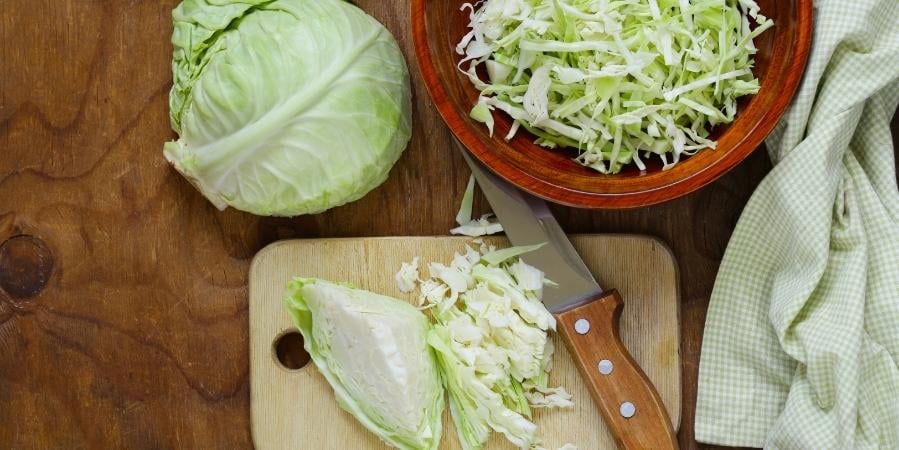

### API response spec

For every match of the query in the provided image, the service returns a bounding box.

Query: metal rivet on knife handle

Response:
[574,318,590,335]
[620,402,636,419]
[598,359,614,375]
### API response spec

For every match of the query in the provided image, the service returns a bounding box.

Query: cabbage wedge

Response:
[284,278,444,450]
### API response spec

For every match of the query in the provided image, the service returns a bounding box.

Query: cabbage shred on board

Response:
[404,242,574,450]
[457,0,773,173]
[165,0,411,216]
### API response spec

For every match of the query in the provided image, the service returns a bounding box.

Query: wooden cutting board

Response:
[249,235,681,450]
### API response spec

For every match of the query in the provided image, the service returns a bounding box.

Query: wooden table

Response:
[1,1,896,449]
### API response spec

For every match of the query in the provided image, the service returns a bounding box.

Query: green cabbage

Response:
[284,278,443,450]
[165,0,411,216]
[414,243,573,450]
[457,0,773,173]
[450,176,504,237]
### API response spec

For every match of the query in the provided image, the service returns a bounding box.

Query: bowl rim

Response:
[411,0,814,209]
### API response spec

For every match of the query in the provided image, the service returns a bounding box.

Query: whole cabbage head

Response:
[164,0,412,216]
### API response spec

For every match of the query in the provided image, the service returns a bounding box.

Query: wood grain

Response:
[249,236,680,450]
[0,1,895,449]
[556,290,679,450]
[412,0,813,208]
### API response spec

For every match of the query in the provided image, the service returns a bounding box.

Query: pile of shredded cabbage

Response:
[457,0,773,173]
[397,242,574,450]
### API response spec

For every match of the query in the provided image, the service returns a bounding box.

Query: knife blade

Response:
[458,147,603,313]
[456,141,679,450]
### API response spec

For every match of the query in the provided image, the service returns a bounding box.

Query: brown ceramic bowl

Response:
[412,0,813,208]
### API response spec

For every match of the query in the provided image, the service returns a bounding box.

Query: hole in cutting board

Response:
[273,330,311,371]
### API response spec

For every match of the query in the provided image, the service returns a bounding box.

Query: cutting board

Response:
[249,235,681,449]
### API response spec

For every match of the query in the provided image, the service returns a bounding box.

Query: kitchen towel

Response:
[695,0,899,448]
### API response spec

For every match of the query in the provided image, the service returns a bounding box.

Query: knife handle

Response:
[555,289,678,450]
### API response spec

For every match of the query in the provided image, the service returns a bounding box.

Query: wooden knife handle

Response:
[555,289,679,450]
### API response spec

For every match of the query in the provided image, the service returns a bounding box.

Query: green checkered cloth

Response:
[695,0,899,448]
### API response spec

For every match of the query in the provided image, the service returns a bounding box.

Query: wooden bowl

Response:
[412,0,813,208]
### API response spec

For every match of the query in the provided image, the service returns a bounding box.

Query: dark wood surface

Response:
[0,1,895,449]
[412,0,812,208]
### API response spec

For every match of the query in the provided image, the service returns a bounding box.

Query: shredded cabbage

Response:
[451,175,504,237]
[406,244,573,449]
[396,257,421,294]
[457,0,773,173]
[452,214,505,237]
[554,445,578,450]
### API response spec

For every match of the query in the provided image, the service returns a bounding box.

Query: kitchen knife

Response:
[458,146,679,450]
